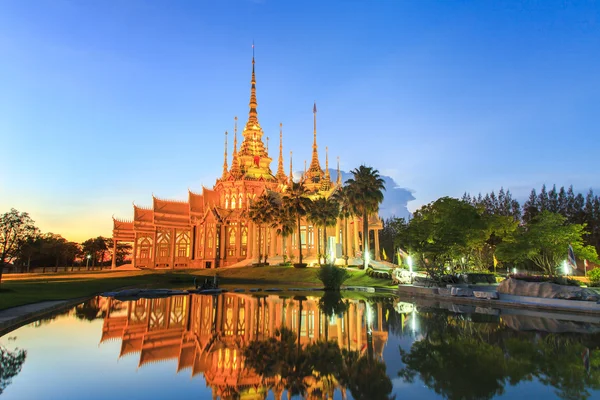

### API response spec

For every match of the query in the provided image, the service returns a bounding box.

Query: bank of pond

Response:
[1,291,599,399]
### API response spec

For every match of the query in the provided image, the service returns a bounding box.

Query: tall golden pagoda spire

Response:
[248,43,258,124]
[230,117,242,178]
[237,44,274,180]
[289,151,294,183]
[222,131,228,180]
[305,102,325,190]
[276,123,287,183]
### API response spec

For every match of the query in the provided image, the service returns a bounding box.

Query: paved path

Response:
[0,298,86,337]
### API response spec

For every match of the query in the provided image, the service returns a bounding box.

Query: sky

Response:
[1,0,599,242]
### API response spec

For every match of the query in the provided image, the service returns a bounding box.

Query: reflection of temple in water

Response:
[100,294,389,399]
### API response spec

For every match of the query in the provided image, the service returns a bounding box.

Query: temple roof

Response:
[153,196,190,216]
[133,205,153,222]
[188,190,205,214]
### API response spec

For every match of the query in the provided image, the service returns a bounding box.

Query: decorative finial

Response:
[222,131,228,180]
[276,123,286,183]
[266,136,269,153]
[248,43,258,123]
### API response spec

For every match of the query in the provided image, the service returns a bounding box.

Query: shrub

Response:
[317,264,350,290]
[588,268,600,287]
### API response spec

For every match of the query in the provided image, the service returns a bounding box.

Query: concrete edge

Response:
[396,285,600,316]
[0,297,90,337]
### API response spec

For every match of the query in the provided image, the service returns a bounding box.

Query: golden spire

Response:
[248,43,258,124]
[266,136,269,154]
[337,156,342,185]
[306,102,324,183]
[289,150,293,183]
[222,131,228,180]
[230,117,242,178]
[276,123,287,183]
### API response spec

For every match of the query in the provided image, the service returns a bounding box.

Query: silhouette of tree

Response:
[0,346,27,394]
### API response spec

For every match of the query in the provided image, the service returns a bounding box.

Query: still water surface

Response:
[1,292,599,399]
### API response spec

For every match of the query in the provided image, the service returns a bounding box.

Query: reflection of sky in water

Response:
[1,317,211,400]
[2,295,600,400]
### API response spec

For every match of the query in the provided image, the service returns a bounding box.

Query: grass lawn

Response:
[0,266,394,310]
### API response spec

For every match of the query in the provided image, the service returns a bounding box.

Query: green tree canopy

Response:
[406,197,485,282]
[497,211,599,276]
[0,208,37,283]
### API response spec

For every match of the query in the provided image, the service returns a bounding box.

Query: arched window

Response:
[231,195,236,209]
[137,237,152,259]
[176,230,190,257]
[241,226,248,256]
[156,230,171,258]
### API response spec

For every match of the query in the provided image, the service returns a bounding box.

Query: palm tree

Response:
[248,192,278,264]
[309,197,340,264]
[308,199,326,262]
[272,196,296,261]
[283,182,312,265]
[332,186,354,265]
[345,166,385,269]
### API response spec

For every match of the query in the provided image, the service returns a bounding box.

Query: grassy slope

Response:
[0,266,393,310]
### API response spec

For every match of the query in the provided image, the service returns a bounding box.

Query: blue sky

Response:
[1,0,599,241]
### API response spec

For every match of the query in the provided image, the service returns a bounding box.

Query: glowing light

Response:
[407,255,413,275]
[86,254,91,259]
[512,267,517,274]
[411,309,416,332]
[563,260,569,275]
[365,250,370,265]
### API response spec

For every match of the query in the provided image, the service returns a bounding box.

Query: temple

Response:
[112,51,383,269]
[100,294,402,399]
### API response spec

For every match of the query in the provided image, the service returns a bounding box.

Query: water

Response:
[1,292,599,400]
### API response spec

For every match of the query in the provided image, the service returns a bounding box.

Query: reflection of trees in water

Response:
[399,310,600,400]
[243,294,397,399]
[243,327,394,400]
[0,346,26,395]
[75,297,102,321]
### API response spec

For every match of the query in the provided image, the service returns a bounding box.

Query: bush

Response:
[293,263,308,269]
[588,268,600,287]
[317,264,350,290]
[509,273,581,287]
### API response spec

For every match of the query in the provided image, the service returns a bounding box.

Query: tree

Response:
[0,209,37,284]
[248,192,278,264]
[308,197,339,263]
[0,346,27,395]
[283,182,312,265]
[345,165,386,269]
[406,197,485,283]
[81,236,108,268]
[382,217,409,263]
[331,186,355,264]
[272,195,296,260]
[497,211,599,276]
[105,239,132,266]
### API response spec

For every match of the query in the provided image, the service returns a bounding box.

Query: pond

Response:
[1,292,599,399]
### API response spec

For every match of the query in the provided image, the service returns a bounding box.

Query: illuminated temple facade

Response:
[112,54,383,269]
[100,294,392,399]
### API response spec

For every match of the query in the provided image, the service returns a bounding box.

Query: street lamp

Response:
[407,255,413,284]
[86,254,91,269]
[563,260,569,276]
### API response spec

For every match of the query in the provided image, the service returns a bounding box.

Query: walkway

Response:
[0,298,86,337]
